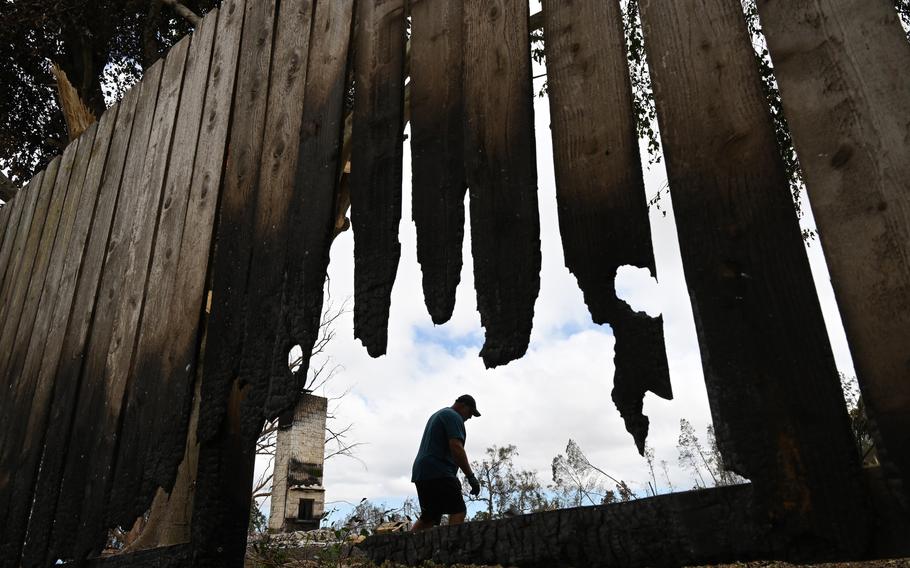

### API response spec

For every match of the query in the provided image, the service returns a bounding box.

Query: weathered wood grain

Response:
[196,0,276,447]
[23,86,140,568]
[463,0,540,368]
[191,0,278,564]
[270,0,354,419]
[350,0,407,357]
[0,135,82,397]
[108,11,218,528]
[243,0,315,421]
[0,158,61,384]
[73,36,191,558]
[756,0,910,504]
[0,171,41,328]
[0,200,11,253]
[639,0,868,553]
[0,123,100,565]
[48,57,166,561]
[543,0,671,453]
[137,0,245,515]
[410,0,466,325]
[0,167,52,356]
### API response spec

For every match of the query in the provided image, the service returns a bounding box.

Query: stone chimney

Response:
[268,394,327,532]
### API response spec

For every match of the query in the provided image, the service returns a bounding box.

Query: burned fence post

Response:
[639,0,868,556]
[756,0,910,506]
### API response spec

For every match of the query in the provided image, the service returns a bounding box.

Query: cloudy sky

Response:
[264,64,859,523]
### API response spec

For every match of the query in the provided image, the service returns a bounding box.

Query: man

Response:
[410,395,482,531]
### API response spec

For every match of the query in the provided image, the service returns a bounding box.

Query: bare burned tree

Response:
[251,298,363,503]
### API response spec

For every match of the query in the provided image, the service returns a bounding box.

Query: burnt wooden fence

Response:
[0,0,907,566]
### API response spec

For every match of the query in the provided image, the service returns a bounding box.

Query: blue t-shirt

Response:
[411,407,466,482]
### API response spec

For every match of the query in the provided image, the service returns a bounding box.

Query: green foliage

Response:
[0,0,218,183]
[465,444,552,519]
[839,373,878,465]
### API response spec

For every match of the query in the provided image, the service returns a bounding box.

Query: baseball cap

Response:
[456,394,481,417]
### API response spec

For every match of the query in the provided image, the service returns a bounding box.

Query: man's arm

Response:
[450,438,481,496]
[448,438,472,477]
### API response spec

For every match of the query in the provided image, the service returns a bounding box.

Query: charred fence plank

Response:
[107,11,218,528]
[244,0,316,420]
[542,0,671,453]
[639,0,868,554]
[139,0,245,518]
[464,0,540,368]
[410,0,467,325]
[270,0,354,414]
[191,0,278,564]
[756,0,910,504]
[47,56,166,562]
[0,123,99,565]
[22,84,140,568]
[350,0,407,357]
[195,0,275,448]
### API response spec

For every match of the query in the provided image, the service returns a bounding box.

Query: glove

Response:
[467,473,480,496]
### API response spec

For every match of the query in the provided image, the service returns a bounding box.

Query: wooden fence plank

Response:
[272,0,354,422]
[0,173,37,316]
[133,2,246,541]
[0,169,48,342]
[350,0,407,357]
[10,111,116,568]
[638,0,868,554]
[72,36,192,559]
[0,158,61,383]
[48,58,165,561]
[0,163,57,567]
[23,86,140,568]
[0,123,100,565]
[108,12,219,528]
[756,0,910,503]
[191,0,278,563]
[543,0,671,453]
[0,201,11,253]
[244,0,315,420]
[463,0,540,368]
[195,0,276,448]
[410,0,466,325]
[0,135,83,397]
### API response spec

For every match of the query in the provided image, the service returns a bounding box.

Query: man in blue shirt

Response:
[410,395,482,531]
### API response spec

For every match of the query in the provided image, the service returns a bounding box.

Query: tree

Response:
[464,445,551,520]
[677,419,746,490]
[251,300,361,504]
[550,439,636,507]
[0,0,217,183]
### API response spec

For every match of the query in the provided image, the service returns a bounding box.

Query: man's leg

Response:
[410,517,436,532]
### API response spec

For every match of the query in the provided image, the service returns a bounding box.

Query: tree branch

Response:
[162,0,202,27]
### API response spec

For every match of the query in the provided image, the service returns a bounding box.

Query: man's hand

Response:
[466,473,481,496]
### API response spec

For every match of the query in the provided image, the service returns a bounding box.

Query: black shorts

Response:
[414,477,466,524]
